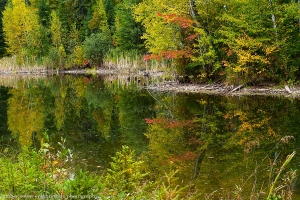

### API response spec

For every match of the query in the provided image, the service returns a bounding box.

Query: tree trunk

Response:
[268,0,278,42]
[189,0,197,19]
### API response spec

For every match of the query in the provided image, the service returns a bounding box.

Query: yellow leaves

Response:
[52,160,59,167]
[50,11,62,47]
[268,127,277,137]
[7,87,45,147]
[233,34,270,68]
[3,0,41,55]
[122,168,133,175]
[239,122,253,132]
[89,0,110,32]
[232,65,247,73]
[231,111,278,151]
[133,0,190,54]
[73,46,85,66]
[265,45,277,56]
[197,99,207,105]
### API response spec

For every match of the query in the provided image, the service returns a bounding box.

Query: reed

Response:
[104,49,174,74]
[267,151,296,200]
[0,56,47,74]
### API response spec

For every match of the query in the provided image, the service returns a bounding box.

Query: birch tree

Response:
[3,0,42,59]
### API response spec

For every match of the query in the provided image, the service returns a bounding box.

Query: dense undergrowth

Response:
[0,137,296,200]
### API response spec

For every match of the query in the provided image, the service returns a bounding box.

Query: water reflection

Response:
[0,74,299,198]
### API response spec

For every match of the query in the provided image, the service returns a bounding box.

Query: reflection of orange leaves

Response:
[83,77,89,84]
[83,59,89,66]
[145,117,192,128]
[168,151,197,163]
[188,137,203,145]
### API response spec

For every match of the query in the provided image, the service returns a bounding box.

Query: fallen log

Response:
[231,84,244,92]
[285,85,292,94]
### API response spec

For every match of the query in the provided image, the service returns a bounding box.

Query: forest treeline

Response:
[0,0,300,84]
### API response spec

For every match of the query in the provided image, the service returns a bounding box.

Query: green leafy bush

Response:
[83,33,112,67]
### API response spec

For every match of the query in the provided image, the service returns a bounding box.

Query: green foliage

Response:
[72,45,85,67]
[50,11,62,48]
[38,0,51,27]
[104,145,149,197]
[190,27,220,80]
[133,0,187,55]
[267,151,296,200]
[83,33,112,66]
[0,138,102,196]
[114,0,144,51]
[63,168,102,196]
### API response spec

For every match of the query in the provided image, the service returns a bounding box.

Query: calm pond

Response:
[0,74,300,198]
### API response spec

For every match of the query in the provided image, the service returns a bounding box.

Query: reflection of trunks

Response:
[192,152,205,179]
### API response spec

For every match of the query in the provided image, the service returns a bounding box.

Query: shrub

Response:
[83,33,112,67]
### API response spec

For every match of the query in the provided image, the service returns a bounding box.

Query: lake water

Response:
[0,74,299,199]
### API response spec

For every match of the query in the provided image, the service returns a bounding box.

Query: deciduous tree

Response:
[3,0,42,60]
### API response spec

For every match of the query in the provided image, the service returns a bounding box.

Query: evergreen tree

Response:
[84,0,112,66]
[114,0,144,51]
[38,0,51,27]
[104,145,149,197]
[50,10,62,48]
[0,0,7,57]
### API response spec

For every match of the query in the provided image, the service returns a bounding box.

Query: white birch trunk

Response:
[189,0,196,19]
[268,0,278,42]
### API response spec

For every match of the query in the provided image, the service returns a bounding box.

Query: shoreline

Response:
[145,81,299,97]
[0,68,299,98]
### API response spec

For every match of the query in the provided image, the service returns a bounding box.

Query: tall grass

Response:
[267,151,296,200]
[104,49,175,74]
[0,56,48,74]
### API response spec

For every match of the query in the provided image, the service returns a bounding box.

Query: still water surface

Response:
[0,74,299,198]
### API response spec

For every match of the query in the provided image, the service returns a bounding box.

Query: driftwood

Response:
[231,84,244,92]
[285,85,292,94]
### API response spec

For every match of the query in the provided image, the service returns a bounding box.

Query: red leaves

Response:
[186,33,199,41]
[145,118,156,124]
[83,59,89,67]
[142,13,198,62]
[143,50,192,61]
[157,12,195,29]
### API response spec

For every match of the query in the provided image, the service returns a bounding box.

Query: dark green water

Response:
[0,74,299,199]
